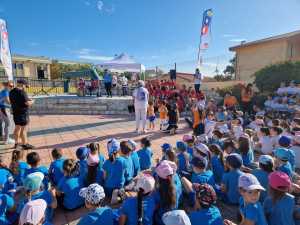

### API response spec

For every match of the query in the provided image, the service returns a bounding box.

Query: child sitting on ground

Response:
[191,156,215,187]
[183,135,195,158]
[86,143,105,185]
[274,147,293,178]
[76,147,89,181]
[137,137,153,171]
[9,149,28,186]
[128,140,141,178]
[209,144,225,185]
[49,148,65,187]
[176,141,191,175]
[256,127,273,155]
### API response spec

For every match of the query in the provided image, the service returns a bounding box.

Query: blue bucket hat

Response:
[107,138,120,156]
[274,147,289,161]
[76,147,89,160]
[278,136,291,147]
[176,141,187,151]
[161,143,172,152]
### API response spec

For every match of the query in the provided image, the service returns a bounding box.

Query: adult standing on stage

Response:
[0,81,14,145]
[193,68,202,94]
[9,79,34,149]
[103,69,112,97]
[133,80,149,134]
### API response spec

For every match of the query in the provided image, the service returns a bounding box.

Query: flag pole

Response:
[197,35,203,68]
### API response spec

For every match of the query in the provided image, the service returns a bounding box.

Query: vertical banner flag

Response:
[197,9,213,66]
[0,19,13,81]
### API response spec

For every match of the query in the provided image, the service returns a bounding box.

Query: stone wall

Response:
[30,96,132,115]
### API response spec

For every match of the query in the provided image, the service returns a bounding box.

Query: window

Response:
[17,63,24,70]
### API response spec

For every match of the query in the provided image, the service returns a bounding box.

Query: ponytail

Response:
[137,188,144,225]
[11,149,22,163]
[158,177,176,210]
[109,152,117,162]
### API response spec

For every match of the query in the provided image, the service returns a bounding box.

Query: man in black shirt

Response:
[9,79,34,149]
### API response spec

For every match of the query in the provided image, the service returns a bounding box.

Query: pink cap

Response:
[269,171,291,192]
[136,174,155,194]
[87,153,100,166]
[183,135,194,142]
[155,160,177,179]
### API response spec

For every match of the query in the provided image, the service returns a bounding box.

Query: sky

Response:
[0,0,300,76]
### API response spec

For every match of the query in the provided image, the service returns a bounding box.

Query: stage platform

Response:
[31,95,132,115]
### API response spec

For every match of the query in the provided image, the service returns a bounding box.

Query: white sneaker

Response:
[5,138,15,145]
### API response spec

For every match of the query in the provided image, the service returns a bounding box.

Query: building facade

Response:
[230,30,300,82]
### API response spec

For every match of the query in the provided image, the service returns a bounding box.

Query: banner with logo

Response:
[0,19,13,81]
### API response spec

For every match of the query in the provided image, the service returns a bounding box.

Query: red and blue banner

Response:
[200,9,213,49]
[0,19,13,81]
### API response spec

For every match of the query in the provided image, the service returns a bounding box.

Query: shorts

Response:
[148,116,156,122]
[13,113,29,126]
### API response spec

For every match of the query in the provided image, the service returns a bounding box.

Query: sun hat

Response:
[226,153,243,169]
[194,143,209,156]
[128,140,138,151]
[279,136,291,147]
[79,183,105,205]
[24,172,44,191]
[136,174,155,194]
[183,135,194,142]
[162,210,191,225]
[195,134,208,144]
[258,155,274,165]
[193,183,217,208]
[274,147,290,161]
[87,153,100,166]
[19,199,47,225]
[269,171,291,192]
[107,138,120,156]
[155,160,177,179]
[191,156,207,169]
[76,147,89,160]
[161,143,172,152]
[238,173,265,191]
[176,141,187,151]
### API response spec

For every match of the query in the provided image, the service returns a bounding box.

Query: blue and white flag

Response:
[0,19,13,81]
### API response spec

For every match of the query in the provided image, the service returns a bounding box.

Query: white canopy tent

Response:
[97,53,145,73]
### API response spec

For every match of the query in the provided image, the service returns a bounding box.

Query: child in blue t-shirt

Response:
[24,152,49,188]
[221,153,244,205]
[78,183,113,225]
[119,141,134,185]
[223,140,236,158]
[211,130,224,149]
[128,140,141,178]
[161,143,172,161]
[191,156,215,187]
[56,159,84,210]
[183,134,195,158]
[18,172,57,222]
[176,141,191,175]
[119,174,156,225]
[209,144,225,184]
[0,157,14,194]
[263,171,296,225]
[103,139,127,197]
[238,135,254,168]
[137,137,153,171]
[224,173,268,225]
[252,155,274,203]
[49,148,65,186]
[0,193,14,225]
[181,177,223,225]
[278,136,295,170]
[9,149,29,185]
[274,147,293,178]
[76,147,89,182]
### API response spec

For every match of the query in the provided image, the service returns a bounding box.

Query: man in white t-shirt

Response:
[120,75,128,96]
[133,80,149,134]
[194,68,202,94]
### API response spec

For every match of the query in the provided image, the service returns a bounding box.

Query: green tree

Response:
[223,56,236,78]
[254,61,300,93]
[50,61,92,79]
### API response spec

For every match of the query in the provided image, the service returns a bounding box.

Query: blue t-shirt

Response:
[57,176,84,210]
[251,169,269,203]
[222,169,243,204]
[188,206,223,225]
[130,151,141,177]
[14,161,29,185]
[187,147,194,159]
[173,173,183,208]
[137,147,153,171]
[241,149,254,167]
[0,193,14,225]
[211,155,225,184]
[263,193,295,225]
[239,198,267,225]
[119,156,133,185]
[0,168,12,193]
[277,162,293,178]
[103,73,112,83]
[98,154,105,169]
[24,166,49,188]
[287,148,295,171]
[177,152,190,174]
[49,158,65,186]
[191,170,215,187]
[0,89,9,108]
[103,157,126,189]
[120,195,156,225]
[79,159,88,181]
[77,207,113,225]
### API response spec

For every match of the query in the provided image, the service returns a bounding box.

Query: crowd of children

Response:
[1,80,300,225]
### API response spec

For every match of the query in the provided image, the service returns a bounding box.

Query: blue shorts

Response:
[148,116,156,122]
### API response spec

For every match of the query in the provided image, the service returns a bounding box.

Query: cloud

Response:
[230,38,247,43]
[28,42,40,47]
[84,1,91,6]
[222,34,236,38]
[78,54,113,61]
[105,5,115,14]
[96,0,104,11]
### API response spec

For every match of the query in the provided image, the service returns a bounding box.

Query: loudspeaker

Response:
[170,69,176,80]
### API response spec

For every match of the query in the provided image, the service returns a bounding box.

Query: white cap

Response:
[238,173,265,191]
[136,174,155,194]
[162,210,191,225]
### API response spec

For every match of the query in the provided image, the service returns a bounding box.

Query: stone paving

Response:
[0,114,193,225]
